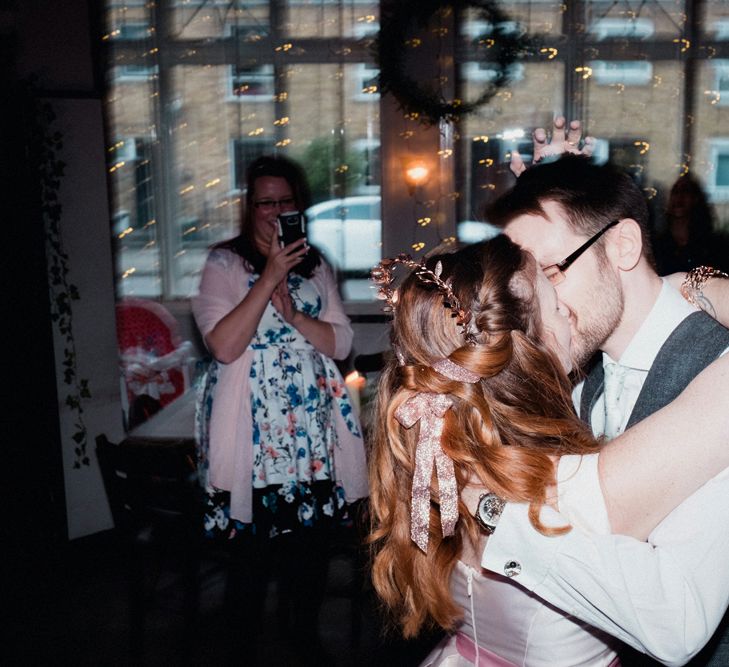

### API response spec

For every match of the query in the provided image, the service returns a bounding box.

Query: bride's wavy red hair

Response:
[368,235,598,638]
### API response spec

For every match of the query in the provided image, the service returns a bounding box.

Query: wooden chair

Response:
[95,433,228,662]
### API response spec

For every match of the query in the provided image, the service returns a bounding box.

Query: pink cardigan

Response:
[192,248,369,523]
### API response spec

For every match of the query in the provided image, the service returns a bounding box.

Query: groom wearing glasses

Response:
[481,149,729,666]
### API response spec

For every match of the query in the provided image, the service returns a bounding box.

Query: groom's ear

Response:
[610,218,642,271]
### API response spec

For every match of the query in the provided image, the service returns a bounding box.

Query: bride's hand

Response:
[510,116,595,177]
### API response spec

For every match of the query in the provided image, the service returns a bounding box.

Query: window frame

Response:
[105,0,729,308]
[106,0,382,303]
[707,138,729,202]
[227,63,276,102]
[589,60,653,86]
[713,60,729,107]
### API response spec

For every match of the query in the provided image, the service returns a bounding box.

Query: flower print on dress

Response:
[325,363,361,437]
[201,487,250,541]
[306,385,319,404]
[263,488,279,514]
[288,274,322,320]
[250,344,335,484]
[201,480,347,541]
[279,482,297,505]
[298,501,315,526]
[284,361,300,375]
[203,504,229,533]
[286,382,303,408]
[197,268,362,540]
[322,498,335,517]
[263,324,296,345]
[300,299,320,318]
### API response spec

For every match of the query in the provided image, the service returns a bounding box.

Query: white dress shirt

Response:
[574,279,698,438]
[419,455,621,666]
[482,280,729,666]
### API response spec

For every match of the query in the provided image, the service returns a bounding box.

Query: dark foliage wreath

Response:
[376,0,532,125]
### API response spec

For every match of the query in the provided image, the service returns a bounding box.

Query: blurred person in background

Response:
[654,173,729,275]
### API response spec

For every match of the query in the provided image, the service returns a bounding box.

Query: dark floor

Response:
[7,528,442,666]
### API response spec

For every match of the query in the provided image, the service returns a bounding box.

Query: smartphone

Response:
[277,210,307,248]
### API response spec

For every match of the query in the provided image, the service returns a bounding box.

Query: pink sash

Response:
[455,632,621,667]
[455,633,518,666]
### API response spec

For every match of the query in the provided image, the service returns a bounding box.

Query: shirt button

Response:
[504,560,522,578]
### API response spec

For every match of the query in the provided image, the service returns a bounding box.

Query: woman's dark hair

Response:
[216,155,321,278]
[666,173,715,243]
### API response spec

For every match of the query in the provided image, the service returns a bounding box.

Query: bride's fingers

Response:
[551,116,567,146]
[581,136,595,158]
[510,149,527,177]
[532,127,549,161]
[566,120,582,150]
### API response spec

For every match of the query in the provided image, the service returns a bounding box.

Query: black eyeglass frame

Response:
[543,219,620,283]
[252,197,297,210]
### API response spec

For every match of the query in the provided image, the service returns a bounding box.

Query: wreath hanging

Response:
[376,0,532,125]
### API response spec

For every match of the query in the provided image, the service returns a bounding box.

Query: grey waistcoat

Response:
[579,311,729,430]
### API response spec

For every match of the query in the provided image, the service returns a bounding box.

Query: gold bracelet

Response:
[680,266,729,307]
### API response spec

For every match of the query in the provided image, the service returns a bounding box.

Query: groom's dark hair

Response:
[486,155,654,266]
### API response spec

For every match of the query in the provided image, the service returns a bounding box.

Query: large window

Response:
[105,1,729,303]
[105,0,381,301]
[456,1,729,238]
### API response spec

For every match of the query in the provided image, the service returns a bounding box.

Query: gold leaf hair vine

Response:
[371,253,477,345]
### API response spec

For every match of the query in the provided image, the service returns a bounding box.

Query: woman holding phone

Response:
[193,155,368,662]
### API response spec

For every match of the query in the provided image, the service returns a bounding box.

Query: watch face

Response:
[476,493,505,534]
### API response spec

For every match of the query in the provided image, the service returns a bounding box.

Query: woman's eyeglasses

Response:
[543,219,620,285]
[253,197,296,211]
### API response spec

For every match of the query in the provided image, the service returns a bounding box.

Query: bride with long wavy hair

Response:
[367,235,729,665]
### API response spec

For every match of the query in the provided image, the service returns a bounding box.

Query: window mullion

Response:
[563,0,586,123]
[681,0,702,164]
[154,0,181,298]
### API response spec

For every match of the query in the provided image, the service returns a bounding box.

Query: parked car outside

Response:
[305,195,382,274]
[305,196,500,301]
[457,220,501,243]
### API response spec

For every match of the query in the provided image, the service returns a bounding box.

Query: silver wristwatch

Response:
[474,492,505,535]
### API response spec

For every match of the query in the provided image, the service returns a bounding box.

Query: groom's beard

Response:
[570,268,624,369]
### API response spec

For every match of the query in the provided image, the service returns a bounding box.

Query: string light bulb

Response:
[403,158,431,193]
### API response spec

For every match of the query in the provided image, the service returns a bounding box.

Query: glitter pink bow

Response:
[395,393,458,553]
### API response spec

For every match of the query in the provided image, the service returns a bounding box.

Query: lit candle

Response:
[344,370,366,417]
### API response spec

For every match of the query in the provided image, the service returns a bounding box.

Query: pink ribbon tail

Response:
[395,393,459,553]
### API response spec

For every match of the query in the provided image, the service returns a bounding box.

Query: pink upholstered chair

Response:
[116,298,193,429]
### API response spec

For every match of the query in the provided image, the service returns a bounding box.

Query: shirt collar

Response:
[602,279,698,372]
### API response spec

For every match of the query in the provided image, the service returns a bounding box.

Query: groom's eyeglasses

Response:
[543,219,620,286]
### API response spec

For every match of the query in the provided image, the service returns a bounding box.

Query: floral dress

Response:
[197,271,362,540]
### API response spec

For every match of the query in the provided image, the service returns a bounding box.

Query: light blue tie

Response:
[603,362,627,440]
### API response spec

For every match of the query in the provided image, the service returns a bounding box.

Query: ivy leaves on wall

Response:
[27,80,92,468]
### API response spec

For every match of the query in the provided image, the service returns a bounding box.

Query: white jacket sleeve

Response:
[481,464,729,667]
